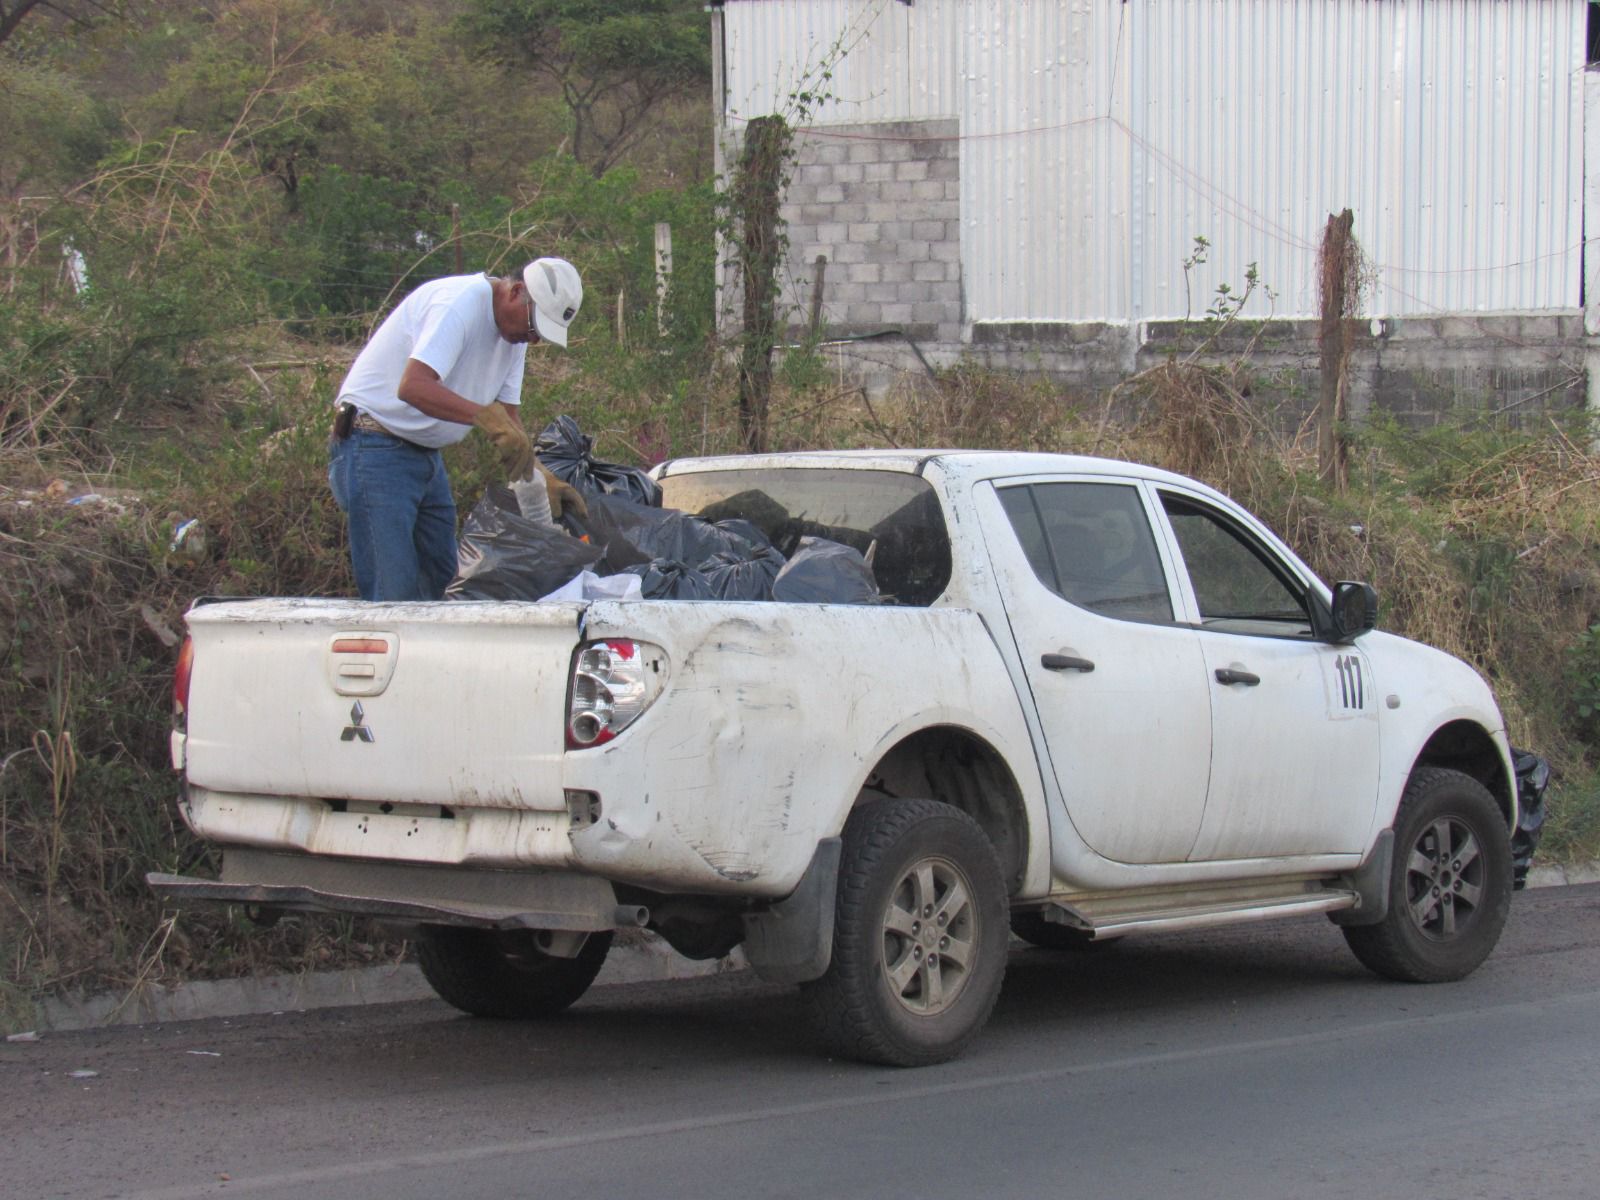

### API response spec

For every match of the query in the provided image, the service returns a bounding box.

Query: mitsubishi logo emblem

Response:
[341,700,375,743]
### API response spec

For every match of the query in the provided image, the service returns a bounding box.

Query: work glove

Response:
[537,458,588,521]
[471,402,534,481]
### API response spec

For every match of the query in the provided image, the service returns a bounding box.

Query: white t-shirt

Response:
[334,273,526,449]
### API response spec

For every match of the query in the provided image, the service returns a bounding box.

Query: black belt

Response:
[333,403,428,449]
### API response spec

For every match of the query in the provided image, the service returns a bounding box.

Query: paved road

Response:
[6,883,1598,1200]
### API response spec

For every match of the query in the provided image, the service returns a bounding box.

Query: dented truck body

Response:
[153,451,1523,1065]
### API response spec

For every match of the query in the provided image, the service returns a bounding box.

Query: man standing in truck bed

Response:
[328,258,586,601]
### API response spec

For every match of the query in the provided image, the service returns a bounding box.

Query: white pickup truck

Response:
[152,450,1520,1066]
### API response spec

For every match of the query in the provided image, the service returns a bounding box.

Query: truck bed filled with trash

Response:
[447,417,897,606]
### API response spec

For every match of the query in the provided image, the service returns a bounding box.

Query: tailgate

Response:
[182,598,584,810]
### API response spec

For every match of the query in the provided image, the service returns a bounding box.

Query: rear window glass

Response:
[659,468,952,606]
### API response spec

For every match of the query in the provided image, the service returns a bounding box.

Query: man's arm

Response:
[397,359,481,425]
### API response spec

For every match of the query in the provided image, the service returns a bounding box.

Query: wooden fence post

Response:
[808,254,827,337]
[1318,208,1356,492]
[655,222,673,339]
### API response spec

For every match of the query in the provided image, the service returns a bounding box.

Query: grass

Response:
[1540,767,1600,867]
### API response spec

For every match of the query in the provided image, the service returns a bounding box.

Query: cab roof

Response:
[656,449,1211,494]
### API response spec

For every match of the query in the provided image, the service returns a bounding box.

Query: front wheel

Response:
[801,799,1009,1067]
[1343,767,1512,983]
[416,926,612,1018]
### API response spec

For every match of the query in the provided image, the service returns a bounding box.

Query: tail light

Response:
[567,639,665,748]
[174,635,194,730]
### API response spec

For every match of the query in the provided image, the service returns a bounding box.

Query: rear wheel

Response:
[416,926,612,1018]
[801,798,1008,1067]
[1343,767,1512,983]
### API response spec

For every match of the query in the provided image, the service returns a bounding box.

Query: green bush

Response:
[278,165,426,331]
[1566,625,1600,744]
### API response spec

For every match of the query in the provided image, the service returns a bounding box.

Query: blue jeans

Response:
[328,430,458,601]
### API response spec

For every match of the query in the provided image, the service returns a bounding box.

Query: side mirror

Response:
[1328,581,1378,643]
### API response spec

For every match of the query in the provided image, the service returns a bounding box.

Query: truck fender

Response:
[741,837,842,984]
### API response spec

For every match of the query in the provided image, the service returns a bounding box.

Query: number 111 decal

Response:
[1335,653,1366,711]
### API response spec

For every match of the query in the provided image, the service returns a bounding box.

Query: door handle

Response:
[1214,667,1261,686]
[1042,653,1095,673]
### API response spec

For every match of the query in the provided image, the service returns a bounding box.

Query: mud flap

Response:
[741,838,841,984]
[1329,829,1394,927]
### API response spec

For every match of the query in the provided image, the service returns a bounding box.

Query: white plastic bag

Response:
[537,570,644,603]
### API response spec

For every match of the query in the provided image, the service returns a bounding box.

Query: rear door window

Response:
[999,482,1173,623]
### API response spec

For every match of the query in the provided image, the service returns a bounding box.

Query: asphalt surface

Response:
[5,883,1598,1200]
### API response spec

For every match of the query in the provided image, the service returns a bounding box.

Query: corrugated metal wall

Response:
[722,0,959,122]
[960,1,1131,321]
[1133,0,1586,319]
[723,0,1587,321]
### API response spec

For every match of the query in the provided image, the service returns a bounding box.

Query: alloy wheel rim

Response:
[879,855,978,1016]
[1404,816,1485,941]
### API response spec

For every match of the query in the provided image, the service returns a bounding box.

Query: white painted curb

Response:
[1525,862,1600,888]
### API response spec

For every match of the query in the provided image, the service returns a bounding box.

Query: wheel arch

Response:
[851,724,1032,897]
[1409,720,1515,828]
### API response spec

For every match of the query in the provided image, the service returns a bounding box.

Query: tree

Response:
[461,0,710,177]
[0,0,133,48]
[0,0,44,45]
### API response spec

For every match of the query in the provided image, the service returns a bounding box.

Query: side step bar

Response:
[1040,880,1360,940]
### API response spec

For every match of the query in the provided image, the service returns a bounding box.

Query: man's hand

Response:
[471,402,534,481]
[538,459,588,520]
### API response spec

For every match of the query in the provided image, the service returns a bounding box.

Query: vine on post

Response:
[731,113,791,453]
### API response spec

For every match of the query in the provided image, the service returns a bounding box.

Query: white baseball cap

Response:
[522,256,583,348]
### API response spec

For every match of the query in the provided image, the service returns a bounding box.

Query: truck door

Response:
[1154,488,1381,859]
[987,479,1212,865]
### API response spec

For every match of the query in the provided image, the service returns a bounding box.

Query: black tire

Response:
[1343,767,1512,983]
[800,798,1009,1067]
[416,926,613,1018]
[1009,910,1108,953]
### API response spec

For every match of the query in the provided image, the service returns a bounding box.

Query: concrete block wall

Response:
[1360,314,1588,430]
[1143,316,1586,431]
[778,119,962,347]
[968,322,1139,395]
[963,316,1588,431]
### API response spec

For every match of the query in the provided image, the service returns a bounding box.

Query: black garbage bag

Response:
[702,544,786,601]
[772,537,879,604]
[558,501,652,576]
[712,518,772,552]
[536,414,663,507]
[624,558,715,600]
[1511,747,1550,890]
[447,487,602,602]
[572,493,768,572]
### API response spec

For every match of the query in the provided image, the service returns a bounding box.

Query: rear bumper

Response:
[176,782,807,896]
[177,782,575,869]
[147,847,647,932]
